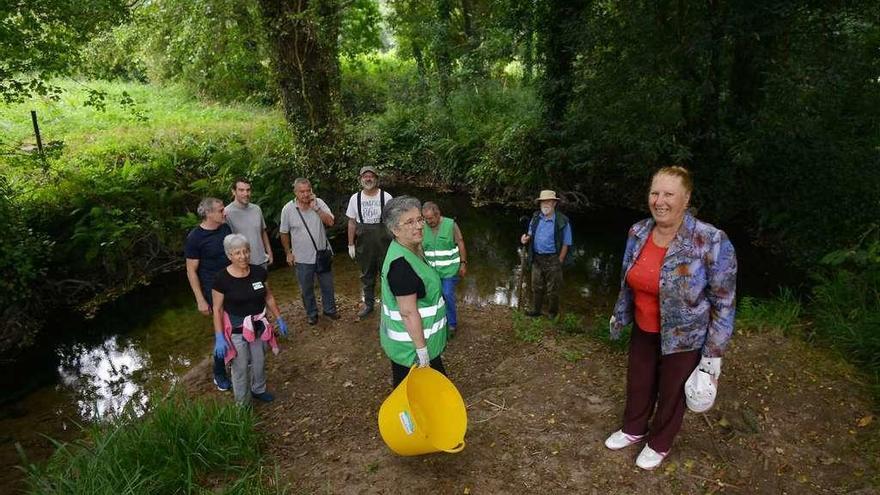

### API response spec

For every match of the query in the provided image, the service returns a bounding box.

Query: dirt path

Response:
[186,299,879,494]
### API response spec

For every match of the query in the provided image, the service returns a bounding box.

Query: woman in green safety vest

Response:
[379,196,449,387]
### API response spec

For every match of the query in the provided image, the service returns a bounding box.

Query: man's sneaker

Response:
[307,315,318,325]
[323,312,340,321]
[251,391,275,402]
[635,444,668,470]
[356,305,374,320]
[448,325,456,339]
[213,375,231,392]
[525,310,541,318]
[604,430,646,450]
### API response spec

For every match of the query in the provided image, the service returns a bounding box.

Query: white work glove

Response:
[699,357,722,379]
[415,346,430,368]
[609,315,616,333]
[348,244,356,260]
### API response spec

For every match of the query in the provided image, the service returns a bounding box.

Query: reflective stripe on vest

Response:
[382,297,445,321]
[422,217,460,278]
[383,316,448,342]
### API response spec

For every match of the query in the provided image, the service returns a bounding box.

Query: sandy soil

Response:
[181,297,879,495]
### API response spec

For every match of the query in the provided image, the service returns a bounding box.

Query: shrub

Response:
[810,227,880,385]
[0,175,50,351]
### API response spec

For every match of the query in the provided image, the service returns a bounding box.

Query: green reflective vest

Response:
[422,217,460,278]
[380,240,448,366]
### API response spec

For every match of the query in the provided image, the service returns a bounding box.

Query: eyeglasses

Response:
[399,216,425,229]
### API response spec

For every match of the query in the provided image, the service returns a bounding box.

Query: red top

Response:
[625,231,667,333]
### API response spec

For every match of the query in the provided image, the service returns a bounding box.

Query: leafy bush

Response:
[0,81,304,345]
[810,227,880,384]
[353,80,540,193]
[20,396,284,494]
[0,176,50,351]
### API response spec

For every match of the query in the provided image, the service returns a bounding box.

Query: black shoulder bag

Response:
[295,206,334,273]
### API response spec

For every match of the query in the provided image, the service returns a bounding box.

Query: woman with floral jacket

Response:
[604,166,737,470]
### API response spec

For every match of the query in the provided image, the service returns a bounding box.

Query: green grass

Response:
[553,313,583,335]
[19,395,286,494]
[585,315,630,353]
[511,311,545,343]
[0,79,283,157]
[737,288,803,335]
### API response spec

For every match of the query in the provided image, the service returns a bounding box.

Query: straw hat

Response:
[535,190,560,202]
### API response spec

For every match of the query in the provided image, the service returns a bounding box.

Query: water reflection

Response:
[56,336,150,419]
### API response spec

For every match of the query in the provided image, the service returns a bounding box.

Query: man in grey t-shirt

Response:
[224,178,273,269]
[279,178,338,325]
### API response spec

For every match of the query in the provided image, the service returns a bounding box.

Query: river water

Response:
[0,192,795,489]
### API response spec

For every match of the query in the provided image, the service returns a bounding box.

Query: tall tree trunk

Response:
[412,43,430,96]
[435,0,453,101]
[257,0,341,164]
[522,0,535,85]
[460,0,484,78]
[538,0,587,128]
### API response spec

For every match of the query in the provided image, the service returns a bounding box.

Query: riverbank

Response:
[173,300,878,493]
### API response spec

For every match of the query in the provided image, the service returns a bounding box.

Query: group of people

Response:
[183,167,469,404]
[184,164,737,471]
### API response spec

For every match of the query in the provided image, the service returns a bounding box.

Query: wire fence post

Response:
[30,110,48,171]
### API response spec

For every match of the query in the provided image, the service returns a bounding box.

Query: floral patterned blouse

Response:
[611,213,737,357]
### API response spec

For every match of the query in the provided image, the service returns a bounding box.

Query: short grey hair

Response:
[383,196,422,237]
[197,197,222,220]
[223,233,250,256]
[293,177,311,189]
[422,201,440,214]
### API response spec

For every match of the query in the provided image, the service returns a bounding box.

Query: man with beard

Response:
[346,166,393,320]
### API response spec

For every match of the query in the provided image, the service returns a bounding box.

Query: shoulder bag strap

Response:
[295,206,320,252]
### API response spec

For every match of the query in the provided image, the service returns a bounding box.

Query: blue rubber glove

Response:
[276,316,288,337]
[214,333,227,359]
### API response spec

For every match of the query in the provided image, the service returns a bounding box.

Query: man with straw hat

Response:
[520,190,572,319]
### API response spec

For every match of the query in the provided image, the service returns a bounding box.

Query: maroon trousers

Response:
[622,326,701,453]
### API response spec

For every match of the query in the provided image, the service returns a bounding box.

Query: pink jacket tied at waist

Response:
[222,309,280,364]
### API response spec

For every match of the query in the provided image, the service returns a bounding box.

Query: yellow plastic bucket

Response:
[378,366,467,456]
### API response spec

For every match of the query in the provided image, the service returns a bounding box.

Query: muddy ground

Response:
[181,294,879,495]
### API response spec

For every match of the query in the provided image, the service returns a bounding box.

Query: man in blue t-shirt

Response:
[520,190,572,319]
[185,197,233,391]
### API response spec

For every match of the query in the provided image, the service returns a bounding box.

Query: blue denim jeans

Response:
[441,276,459,328]
[295,262,337,318]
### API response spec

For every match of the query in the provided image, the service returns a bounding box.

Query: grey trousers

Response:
[230,334,267,405]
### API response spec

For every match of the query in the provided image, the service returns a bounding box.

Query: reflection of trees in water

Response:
[437,206,628,314]
[56,336,151,420]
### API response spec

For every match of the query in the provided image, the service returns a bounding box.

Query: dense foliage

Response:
[0,0,128,102]
[1,1,877,383]
[0,82,311,351]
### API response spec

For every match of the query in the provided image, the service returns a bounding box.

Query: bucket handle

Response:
[443,441,465,453]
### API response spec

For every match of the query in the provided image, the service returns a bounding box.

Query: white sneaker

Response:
[635,444,668,470]
[604,430,646,450]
